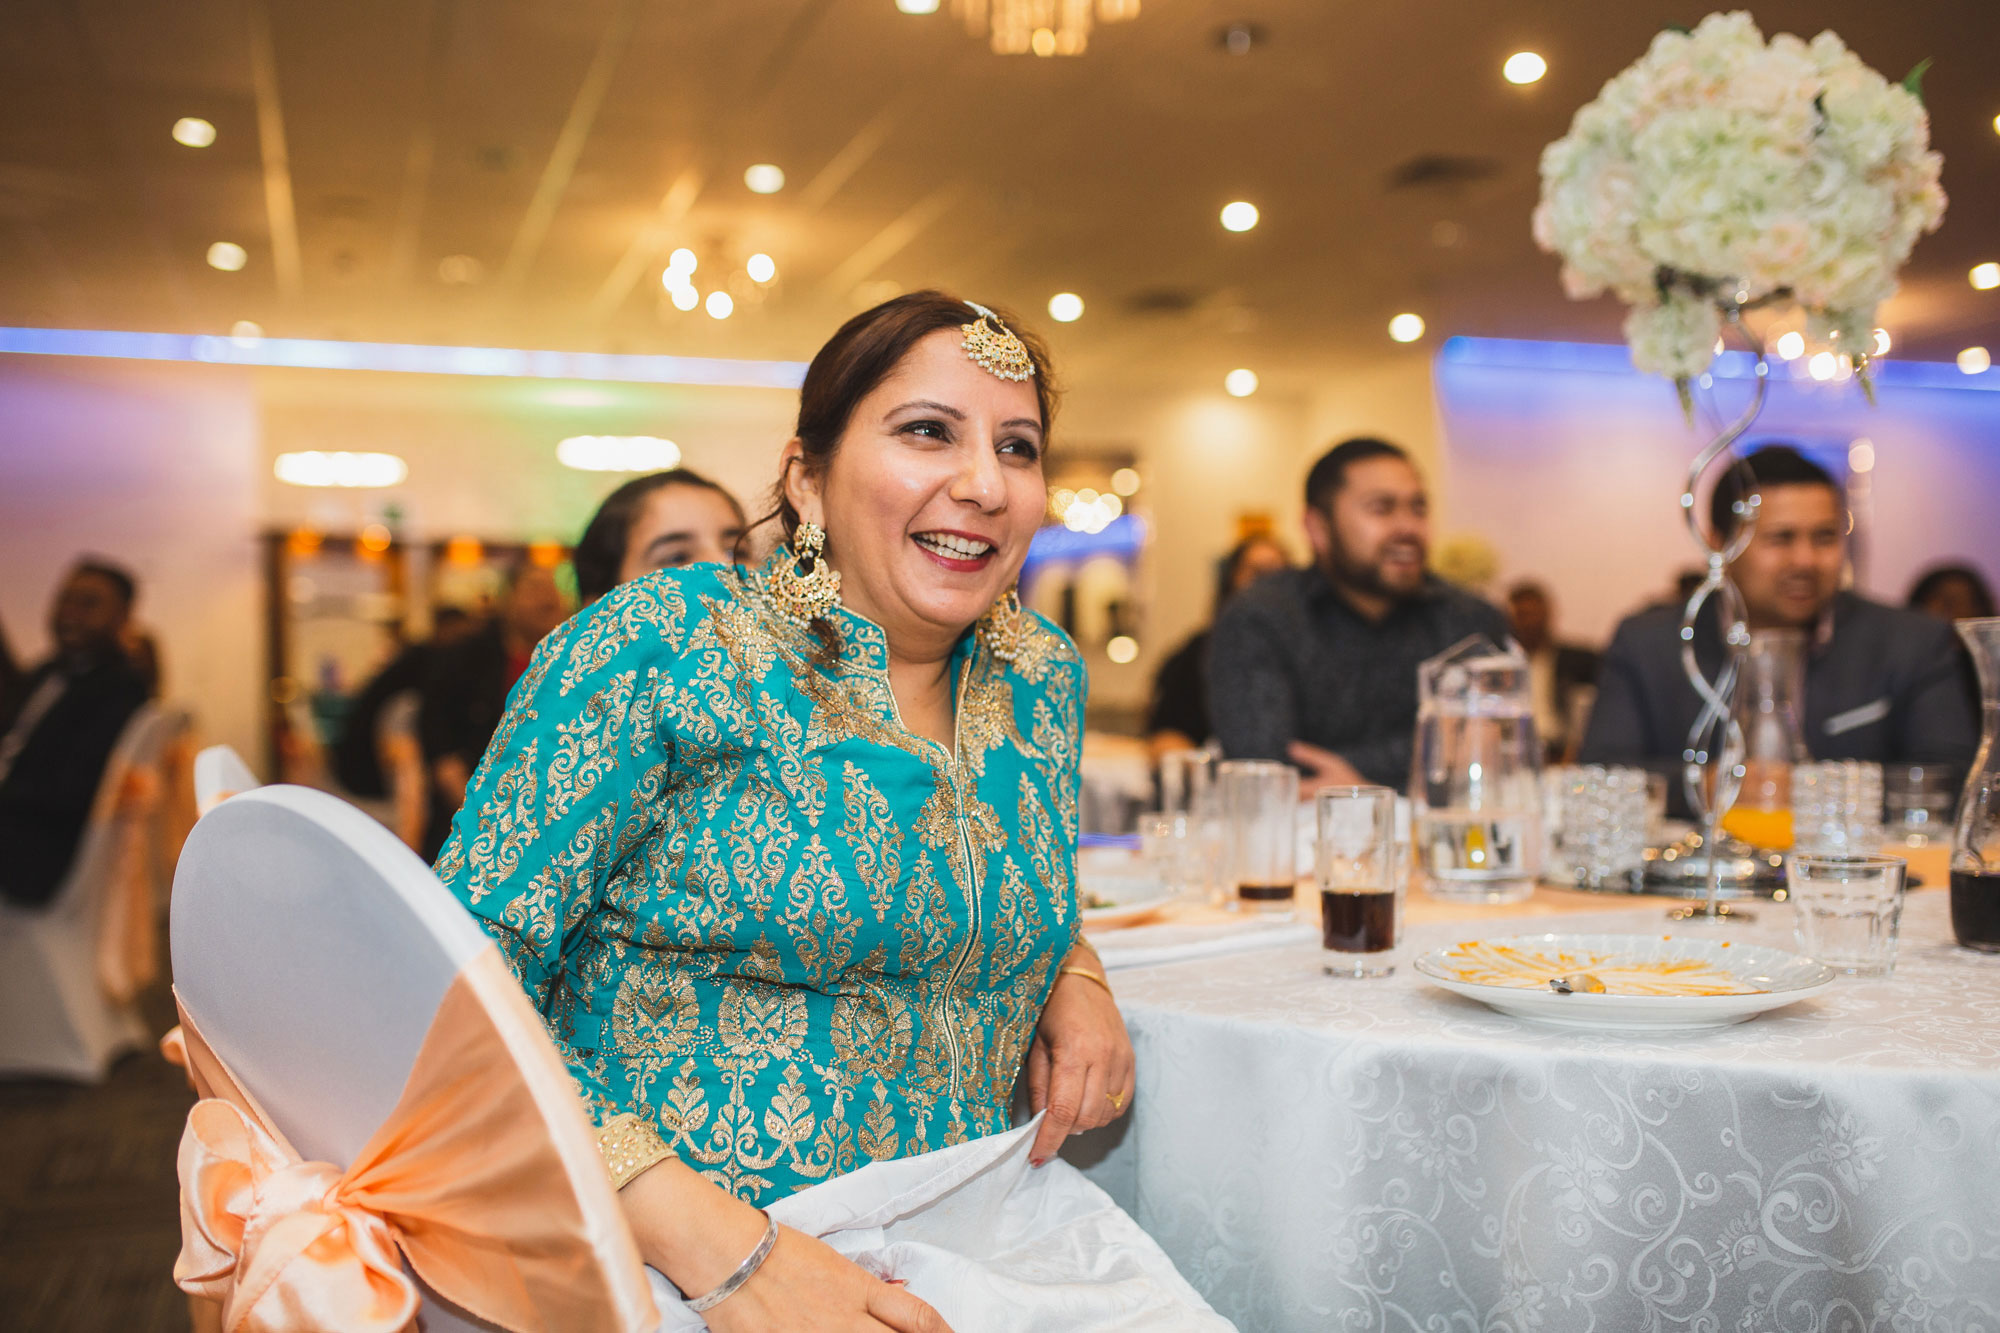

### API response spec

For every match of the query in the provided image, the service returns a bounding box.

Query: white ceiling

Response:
[2,0,1996,393]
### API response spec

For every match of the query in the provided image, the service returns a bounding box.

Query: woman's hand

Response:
[1024,945,1134,1165]
[704,1228,953,1333]
[622,1158,953,1332]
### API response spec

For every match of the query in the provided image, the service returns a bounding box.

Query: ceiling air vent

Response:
[1385,154,1502,191]
[1124,287,1204,316]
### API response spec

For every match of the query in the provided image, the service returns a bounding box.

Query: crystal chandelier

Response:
[951,0,1142,56]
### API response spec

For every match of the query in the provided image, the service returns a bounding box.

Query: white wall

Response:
[0,359,263,759]
[1435,348,2000,646]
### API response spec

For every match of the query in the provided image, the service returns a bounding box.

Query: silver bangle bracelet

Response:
[685,1209,779,1314]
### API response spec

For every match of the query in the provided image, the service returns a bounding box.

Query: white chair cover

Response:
[0,703,179,1081]
[171,783,655,1332]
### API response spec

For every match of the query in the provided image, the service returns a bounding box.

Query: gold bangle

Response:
[597,1111,674,1190]
[1058,966,1114,998]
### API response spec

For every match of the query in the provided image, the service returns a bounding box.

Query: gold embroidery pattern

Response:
[436,558,1087,1208]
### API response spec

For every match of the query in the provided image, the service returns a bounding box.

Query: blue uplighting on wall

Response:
[1022,515,1149,569]
[1439,335,1999,393]
[0,326,809,389]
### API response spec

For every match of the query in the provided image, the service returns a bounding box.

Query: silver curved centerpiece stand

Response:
[1667,304,1772,923]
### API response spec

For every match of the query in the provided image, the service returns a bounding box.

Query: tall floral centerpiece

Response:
[1533,12,1946,915]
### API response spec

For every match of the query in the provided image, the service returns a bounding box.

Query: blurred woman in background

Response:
[572,467,747,603]
[1145,533,1289,761]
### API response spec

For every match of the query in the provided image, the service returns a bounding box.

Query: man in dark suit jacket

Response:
[0,561,151,907]
[1579,445,1976,814]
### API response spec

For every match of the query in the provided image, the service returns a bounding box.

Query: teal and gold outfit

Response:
[433,551,1085,1207]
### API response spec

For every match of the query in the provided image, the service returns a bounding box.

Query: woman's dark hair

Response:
[750,290,1060,656]
[1907,563,1998,620]
[1214,534,1286,609]
[573,468,745,602]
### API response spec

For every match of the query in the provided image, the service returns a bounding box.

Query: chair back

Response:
[192,744,260,817]
[169,784,656,1331]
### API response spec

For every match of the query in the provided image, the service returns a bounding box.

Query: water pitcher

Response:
[1411,635,1543,903]
[1951,617,2000,951]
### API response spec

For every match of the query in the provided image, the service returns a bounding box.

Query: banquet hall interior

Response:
[3,1,1999,1329]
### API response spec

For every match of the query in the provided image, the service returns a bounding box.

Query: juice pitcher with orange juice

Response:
[1718,629,1809,850]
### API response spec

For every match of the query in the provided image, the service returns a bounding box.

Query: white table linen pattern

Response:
[1074,892,2000,1331]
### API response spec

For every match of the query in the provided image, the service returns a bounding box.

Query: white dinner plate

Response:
[1077,850,1174,928]
[1413,932,1837,1030]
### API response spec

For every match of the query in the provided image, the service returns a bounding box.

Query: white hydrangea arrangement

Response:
[1533,11,1945,393]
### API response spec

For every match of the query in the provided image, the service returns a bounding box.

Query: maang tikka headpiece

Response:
[960,302,1037,382]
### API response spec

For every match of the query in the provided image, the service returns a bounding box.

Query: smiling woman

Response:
[432,292,1225,1328]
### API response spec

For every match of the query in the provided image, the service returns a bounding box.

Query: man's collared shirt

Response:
[1208,567,1512,791]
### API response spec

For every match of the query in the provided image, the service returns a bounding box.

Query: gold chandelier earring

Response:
[979,584,1030,662]
[772,519,843,623]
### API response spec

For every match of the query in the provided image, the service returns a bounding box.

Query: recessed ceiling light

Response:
[1872,328,1892,356]
[744,163,785,194]
[1111,467,1141,496]
[1774,331,1806,361]
[438,254,484,284]
[1970,261,2000,291]
[667,247,697,276]
[1224,368,1258,397]
[706,290,734,319]
[1048,292,1084,322]
[1848,439,1876,473]
[1503,51,1547,85]
[273,451,408,488]
[557,436,682,472]
[1106,635,1139,664]
[1216,22,1264,55]
[1220,201,1259,232]
[1388,312,1426,343]
[747,253,777,283]
[896,0,940,11]
[207,241,247,272]
[668,284,699,312]
[172,117,216,148]
[1959,346,1991,375]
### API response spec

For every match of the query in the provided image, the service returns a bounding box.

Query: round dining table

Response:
[1070,881,2000,1331]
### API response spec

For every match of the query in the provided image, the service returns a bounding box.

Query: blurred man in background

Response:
[1210,437,1509,792]
[1580,445,1976,808]
[1507,580,1600,763]
[417,560,571,858]
[0,560,151,907]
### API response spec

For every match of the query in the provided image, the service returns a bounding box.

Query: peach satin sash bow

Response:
[167,949,658,1333]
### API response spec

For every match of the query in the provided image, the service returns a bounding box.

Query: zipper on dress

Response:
[934,655,981,1102]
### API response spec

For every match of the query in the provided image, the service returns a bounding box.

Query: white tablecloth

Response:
[1072,889,2000,1330]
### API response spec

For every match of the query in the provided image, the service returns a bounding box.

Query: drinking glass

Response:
[1315,786,1400,977]
[1158,747,1221,898]
[1788,853,1907,976]
[1884,763,1956,846]
[1219,760,1299,914]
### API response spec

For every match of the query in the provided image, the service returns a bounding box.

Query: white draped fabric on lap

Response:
[1074,893,2000,1331]
[653,1119,1230,1331]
